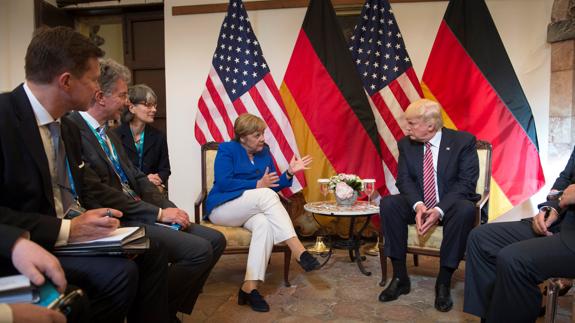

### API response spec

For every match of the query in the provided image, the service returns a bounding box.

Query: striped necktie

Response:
[423,142,437,208]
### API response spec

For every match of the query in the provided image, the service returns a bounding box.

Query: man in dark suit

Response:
[378,99,480,312]
[0,26,169,323]
[67,58,226,317]
[464,148,575,322]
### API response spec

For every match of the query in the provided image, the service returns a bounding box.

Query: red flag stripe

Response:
[424,21,544,204]
[371,91,404,140]
[388,80,411,113]
[396,71,422,103]
[209,67,240,121]
[405,68,424,98]
[256,76,301,155]
[206,77,234,138]
[194,120,209,144]
[197,97,226,143]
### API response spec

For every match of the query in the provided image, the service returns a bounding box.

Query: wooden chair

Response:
[378,140,492,285]
[194,142,292,286]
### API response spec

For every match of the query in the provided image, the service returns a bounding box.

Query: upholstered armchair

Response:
[378,140,492,285]
[194,142,292,286]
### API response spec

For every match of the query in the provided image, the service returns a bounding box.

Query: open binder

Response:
[54,226,149,256]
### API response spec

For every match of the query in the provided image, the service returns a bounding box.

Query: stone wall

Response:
[549,0,575,160]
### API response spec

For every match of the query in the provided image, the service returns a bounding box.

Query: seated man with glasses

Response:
[66,58,226,320]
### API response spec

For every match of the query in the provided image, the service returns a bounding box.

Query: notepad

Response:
[54,226,149,256]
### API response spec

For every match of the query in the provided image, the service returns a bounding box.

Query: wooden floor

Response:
[181,244,574,322]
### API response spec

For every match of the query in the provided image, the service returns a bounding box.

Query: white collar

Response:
[427,129,442,147]
[79,111,103,129]
[23,82,57,126]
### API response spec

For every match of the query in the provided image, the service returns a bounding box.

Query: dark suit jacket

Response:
[396,127,480,214]
[114,122,171,184]
[0,85,96,250]
[0,224,25,259]
[539,146,575,251]
[67,111,175,224]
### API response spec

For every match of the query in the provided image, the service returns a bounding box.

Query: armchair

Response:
[194,142,291,286]
[378,140,492,285]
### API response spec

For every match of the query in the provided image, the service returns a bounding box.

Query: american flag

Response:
[349,0,423,195]
[194,0,304,194]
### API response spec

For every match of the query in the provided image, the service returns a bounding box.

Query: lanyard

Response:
[133,128,145,170]
[65,158,78,200]
[86,123,130,184]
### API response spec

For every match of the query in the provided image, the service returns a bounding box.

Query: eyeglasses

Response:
[135,102,157,109]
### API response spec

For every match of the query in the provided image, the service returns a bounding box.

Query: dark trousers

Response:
[58,240,169,323]
[380,195,476,269]
[131,222,226,315]
[464,220,575,322]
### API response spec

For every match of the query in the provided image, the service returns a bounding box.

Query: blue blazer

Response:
[205,141,292,218]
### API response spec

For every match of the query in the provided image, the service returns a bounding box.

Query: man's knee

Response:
[451,200,476,224]
[496,244,530,274]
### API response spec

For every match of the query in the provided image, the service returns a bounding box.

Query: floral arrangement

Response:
[328,173,363,200]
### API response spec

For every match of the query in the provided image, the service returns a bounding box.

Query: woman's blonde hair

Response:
[233,113,266,141]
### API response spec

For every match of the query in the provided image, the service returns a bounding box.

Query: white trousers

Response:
[210,188,297,282]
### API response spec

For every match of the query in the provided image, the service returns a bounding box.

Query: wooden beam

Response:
[172,0,443,16]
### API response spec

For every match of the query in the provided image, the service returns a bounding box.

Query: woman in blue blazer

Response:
[115,84,171,191]
[206,113,319,312]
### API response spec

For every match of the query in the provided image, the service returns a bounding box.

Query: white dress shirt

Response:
[23,82,71,246]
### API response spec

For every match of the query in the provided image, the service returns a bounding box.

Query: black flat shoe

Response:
[238,288,269,312]
[298,251,320,272]
[378,277,411,302]
[434,283,453,312]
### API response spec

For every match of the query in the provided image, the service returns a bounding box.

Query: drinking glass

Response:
[363,179,375,205]
[318,178,330,207]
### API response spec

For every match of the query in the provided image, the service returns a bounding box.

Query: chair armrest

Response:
[194,190,207,224]
[476,192,490,210]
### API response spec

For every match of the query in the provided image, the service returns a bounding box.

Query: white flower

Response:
[335,182,354,199]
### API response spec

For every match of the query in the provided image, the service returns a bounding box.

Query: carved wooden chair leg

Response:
[283,249,291,287]
[379,232,387,286]
[413,254,419,267]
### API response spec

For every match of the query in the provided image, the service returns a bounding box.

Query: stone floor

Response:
[182,244,574,322]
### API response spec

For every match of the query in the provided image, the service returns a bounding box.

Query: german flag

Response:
[280,0,386,203]
[422,0,545,220]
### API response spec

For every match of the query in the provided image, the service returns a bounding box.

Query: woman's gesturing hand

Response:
[257,167,280,188]
[288,155,312,174]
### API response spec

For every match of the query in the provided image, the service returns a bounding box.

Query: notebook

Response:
[54,226,149,256]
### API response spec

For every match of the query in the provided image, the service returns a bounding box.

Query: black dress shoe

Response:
[378,277,411,302]
[298,251,321,272]
[238,288,270,312]
[434,283,453,312]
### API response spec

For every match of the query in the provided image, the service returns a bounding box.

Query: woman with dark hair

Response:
[206,113,320,312]
[114,84,171,190]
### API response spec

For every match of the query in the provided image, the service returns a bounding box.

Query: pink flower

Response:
[335,182,354,199]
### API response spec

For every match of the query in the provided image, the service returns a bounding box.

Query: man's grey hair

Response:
[98,58,131,94]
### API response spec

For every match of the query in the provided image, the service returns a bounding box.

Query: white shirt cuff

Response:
[413,201,424,211]
[157,208,162,221]
[55,219,71,247]
[0,303,13,323]
[435,206,445,220]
